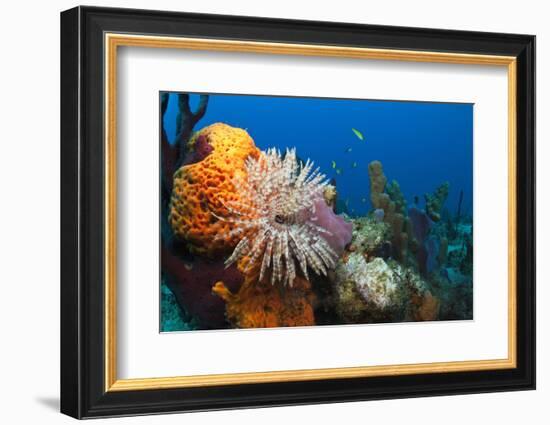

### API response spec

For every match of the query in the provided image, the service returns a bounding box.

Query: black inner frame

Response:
[60,6,535,419]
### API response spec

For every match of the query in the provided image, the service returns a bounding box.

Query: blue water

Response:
[163,93,473,217]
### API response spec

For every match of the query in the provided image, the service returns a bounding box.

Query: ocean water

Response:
[163,92,473,218]
[161,91,474,331]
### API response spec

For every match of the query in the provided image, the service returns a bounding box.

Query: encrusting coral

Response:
[169,123,261,257]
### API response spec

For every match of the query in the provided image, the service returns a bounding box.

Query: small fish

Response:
[351,128,364,141]
[345,198,350,207]
[336,168,342,175]
[361,198,367,203]
[331,160,337,169]
[351,209,355,214]
[346,147,353,153]
[352,162,357,168]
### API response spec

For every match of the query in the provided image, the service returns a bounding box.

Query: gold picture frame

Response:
[61,6,535,419]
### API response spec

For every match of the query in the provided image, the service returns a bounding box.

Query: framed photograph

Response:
[60,6,535,419]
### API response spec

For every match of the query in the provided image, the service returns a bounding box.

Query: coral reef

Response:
[214,147,352,287]
[213,276,316,328]
[160,95,472,331]
[169,123,261,257]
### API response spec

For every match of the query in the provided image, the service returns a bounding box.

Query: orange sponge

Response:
[212,275,316,328]
[169,123,260,256]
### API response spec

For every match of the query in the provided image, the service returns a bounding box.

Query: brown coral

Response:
[169,123,261,256]
[212,275,316,328]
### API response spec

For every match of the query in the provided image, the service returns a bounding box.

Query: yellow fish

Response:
[346,147,353,153]
[336,168,342,175]
[352,162,357,168]
[331,160,337,169]
[351,128,364,141]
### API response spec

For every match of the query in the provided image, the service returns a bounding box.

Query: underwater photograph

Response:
[160,92,474,332]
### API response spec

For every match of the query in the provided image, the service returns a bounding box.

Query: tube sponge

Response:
[169,123,261,257]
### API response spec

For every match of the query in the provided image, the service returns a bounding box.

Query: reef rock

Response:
[343,256,398,308]
[333,254,402,322]
[332,252,440,323]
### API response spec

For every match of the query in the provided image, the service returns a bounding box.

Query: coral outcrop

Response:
[351,256,399,308]
[169,123,261,256]
[333,254,400,321]
[331,244,440,323]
